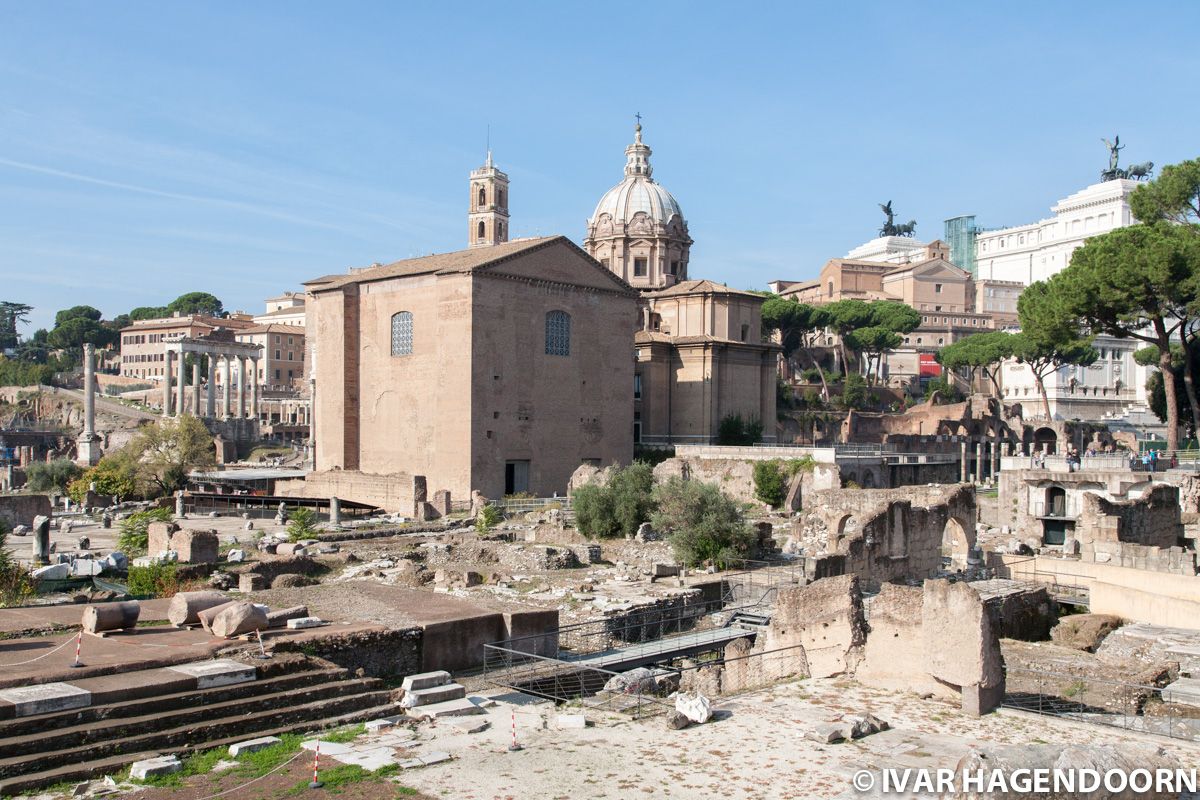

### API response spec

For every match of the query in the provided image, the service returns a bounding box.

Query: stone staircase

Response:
[400,670,485,719]
[0,654,399,795]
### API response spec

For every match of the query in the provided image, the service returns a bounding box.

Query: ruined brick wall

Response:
[792,485,976,587]
[1076,484,1182,550]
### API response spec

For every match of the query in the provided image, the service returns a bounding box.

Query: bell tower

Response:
[468,151,509,248]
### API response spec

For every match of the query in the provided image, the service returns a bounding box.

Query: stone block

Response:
[238,573,266,592]
[401,683,466,707]
[431,489,451,518]
[961,682,1004,717]
[652,563,680,578]
[285,617,325,630]
[0,683,91,717]
[418,751,452,766]
[146,521,178,557]
[365,717,400,733]
[167,659,256,689]
[31,563,70,580]
[402,670,451,692]
[555,713,587,729]
[130,755,181,780]
[71,559,104,577]
[228,736,281,757]
[407,698,486,719]
[806,723,845,744]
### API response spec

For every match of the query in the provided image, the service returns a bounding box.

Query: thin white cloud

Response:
[0,156,363,235]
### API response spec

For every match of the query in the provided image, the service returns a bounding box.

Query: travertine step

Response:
[0,685,393,780]
[0,675,380,760]
[401,670,451,692]
[404,682,466,707]
[0,667,341,741]
[0,700,400,796]
[1162,678,1200,708]
[407,697,487,719]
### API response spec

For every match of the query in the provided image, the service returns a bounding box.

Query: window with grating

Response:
[391,311,413,356]
[545,310,571,356]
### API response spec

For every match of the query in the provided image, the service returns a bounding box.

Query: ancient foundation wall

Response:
[276,470,415,512]
[1076,484,1182,550]
[993,553,1200,630]
[273,628,422,678]
[0,494,51,529]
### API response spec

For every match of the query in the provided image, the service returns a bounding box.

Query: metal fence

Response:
[998,556,1091,605]
[1003,667,1200,743]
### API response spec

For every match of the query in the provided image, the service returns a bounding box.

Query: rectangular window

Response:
[670,260,679,275]
[634,257,648,277]
[275,369,281,380]
[287,352,293,361]
[634,374,642,399]
[275,349,281,360]
[935,283,943,293]
[288,336,294,345]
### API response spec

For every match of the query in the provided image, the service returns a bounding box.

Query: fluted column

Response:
[175,351,186,418]
[250,357,260,419]
[236,357,246,418]
[162,349,175,415]
[221,356,232,419]
[205,355,216,418]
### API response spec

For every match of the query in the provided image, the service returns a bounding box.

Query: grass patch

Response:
[322,723,366,743]
[285,762,406,795]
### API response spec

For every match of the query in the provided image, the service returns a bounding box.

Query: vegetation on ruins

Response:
[0,519,33,607]
[24,458,83,495]
[1012,279,1098,424]
[651,477,755,568]
[921,375,963,404]
[126,561,181,598]
[286,506,319,541]
[936,330,1016,396]
[475,503,501,532]
[716,414,763,445]
[1053,221,1200,451]
[117,506,173,555]
[572,462,655,539]
[68,452,139,504]
[761,296,833,397]
[835,373,873,410]
[752,457,815,507]
[0,302,32,351]
[124,414,217,496]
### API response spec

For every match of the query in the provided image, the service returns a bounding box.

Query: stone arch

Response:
[1034,427,1057,454]
[941,516,972,568]
[861,471,876,488]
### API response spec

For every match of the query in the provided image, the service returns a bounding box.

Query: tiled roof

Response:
[648,279,764,299]
[237,324,306,336]
[305,237,564,291]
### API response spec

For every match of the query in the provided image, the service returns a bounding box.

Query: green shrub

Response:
[650,477,755,568]
[572,463,655,539]
[717,414,763,445]
[476,504,501,533]
[753,461,787,507]
[286,507,318,541]
[117,507,173,555]
[924,376,963,404]
[0,520,32,607]
[67,454,138,504]
[24,458,83,494]
[126,562,180,598]
[837,374,872,410]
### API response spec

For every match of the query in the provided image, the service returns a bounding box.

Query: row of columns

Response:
[162,350,260,420]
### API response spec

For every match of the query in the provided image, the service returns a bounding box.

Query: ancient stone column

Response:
[206,355,216,418]
[82,343,95,438]
[163,349,175,415]
[192,362,201,416]
[175,351,186,418]
[959,440,968,483]
[236,357,246,419]
[249,358,259,419]
[329,496,341,526]
[221,356,232,420]
[975,442,983,483]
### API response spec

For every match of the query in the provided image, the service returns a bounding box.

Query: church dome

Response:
[588,123,685,226]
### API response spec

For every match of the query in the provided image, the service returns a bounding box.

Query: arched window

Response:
[390,311,413,356]
[498,188,506,208]
[477,220,485,240]
[545,310,571,356]
[478,186,486,207]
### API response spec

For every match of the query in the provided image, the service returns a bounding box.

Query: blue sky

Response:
[2,1,1198,332]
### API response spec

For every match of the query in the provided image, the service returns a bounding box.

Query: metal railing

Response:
[1003,666,1199,743]
[998,557,1091,605]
